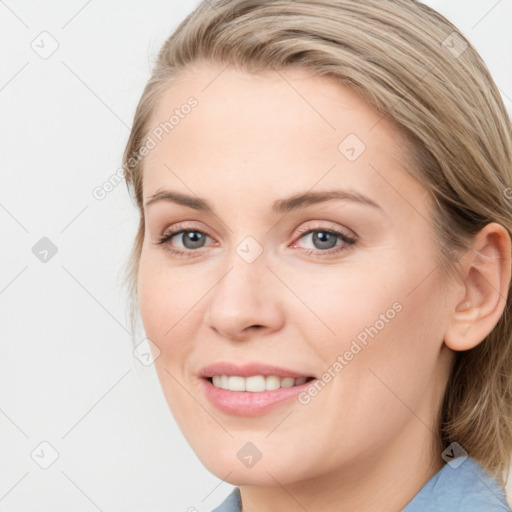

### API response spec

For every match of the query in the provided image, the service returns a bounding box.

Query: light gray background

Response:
[1,1,511,510]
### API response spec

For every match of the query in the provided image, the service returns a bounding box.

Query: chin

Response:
[192,439,313,487]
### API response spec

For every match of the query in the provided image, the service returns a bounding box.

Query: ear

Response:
[444,222,511,351]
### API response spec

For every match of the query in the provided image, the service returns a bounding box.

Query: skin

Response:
[137,63,511,511]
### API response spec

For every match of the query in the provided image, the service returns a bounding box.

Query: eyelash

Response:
[154,222,357,258]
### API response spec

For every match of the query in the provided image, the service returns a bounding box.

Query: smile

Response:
[209,375,314,392]
[201,376,318,416]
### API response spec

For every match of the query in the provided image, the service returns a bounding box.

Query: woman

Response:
[122,0,512,510]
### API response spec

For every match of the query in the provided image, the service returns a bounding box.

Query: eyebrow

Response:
[144,188,383,214]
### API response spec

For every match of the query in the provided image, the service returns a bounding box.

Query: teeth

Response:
[210,375,310,392]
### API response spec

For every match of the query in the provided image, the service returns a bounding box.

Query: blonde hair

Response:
[122,0,512,485]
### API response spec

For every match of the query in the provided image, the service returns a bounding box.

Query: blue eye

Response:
[155,228,212,256]
[166,230,207,250]
[292,227,356,256]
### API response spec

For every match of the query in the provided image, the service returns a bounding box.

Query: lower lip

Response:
[200,377,317,416]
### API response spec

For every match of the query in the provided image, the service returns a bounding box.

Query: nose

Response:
[203,249,285,341]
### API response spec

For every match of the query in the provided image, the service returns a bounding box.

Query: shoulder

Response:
[404,457,511,512]
[210,487,241,512]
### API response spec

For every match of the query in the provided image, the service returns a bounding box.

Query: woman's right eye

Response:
[154,228,214,257]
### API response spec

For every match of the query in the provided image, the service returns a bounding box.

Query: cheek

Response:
[138,261,168,340]
[304,253,446,401]
[137,250,202,343]
[329,271,446,421]
[137,256,202,423]
[285,264,402,359]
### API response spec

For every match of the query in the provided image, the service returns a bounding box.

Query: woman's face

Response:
[138,64,457,486]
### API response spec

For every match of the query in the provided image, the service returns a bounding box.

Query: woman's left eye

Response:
[291,227,356,256]
[153,224,356,257]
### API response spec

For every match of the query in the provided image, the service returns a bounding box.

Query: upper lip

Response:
[199,362,314,379]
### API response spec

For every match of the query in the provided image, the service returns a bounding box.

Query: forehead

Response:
[141,64,424,212]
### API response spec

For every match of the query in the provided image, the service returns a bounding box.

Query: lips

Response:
[200,374,317,416]
[199,361,315,379]
[197,361,318,415]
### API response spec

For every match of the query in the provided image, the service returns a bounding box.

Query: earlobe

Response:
[444,222,512,352]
